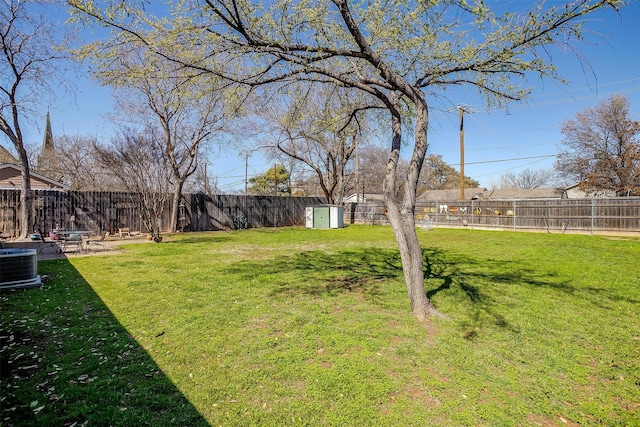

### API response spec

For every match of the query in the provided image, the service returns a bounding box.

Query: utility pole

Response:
[458,105,466,200]
[355,133,360,203]
[274,163,278,196]
[243,152,250,218]
[244,153,249,196]
[273,163,278,227]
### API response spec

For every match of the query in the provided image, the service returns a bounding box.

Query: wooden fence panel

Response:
[0,190,19,237]
[0,189,326,237]
[190,194,238,231]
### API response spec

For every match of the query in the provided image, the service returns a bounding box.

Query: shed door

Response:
[313,207,330,228]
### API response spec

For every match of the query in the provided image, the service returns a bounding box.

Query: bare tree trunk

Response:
[17,148,33,238]
[335,168,344,206]
[0,118,33,238]
[384,94,437,322]
[169,180,184,233]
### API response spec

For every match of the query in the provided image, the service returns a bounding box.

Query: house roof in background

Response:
[417,188,487,202]
[343,193,385,203]
[481,188,566,199]
[417,187,570,201]
[0,163,67,190]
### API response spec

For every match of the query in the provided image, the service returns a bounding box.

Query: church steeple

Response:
[42,111,54,152]
[36,111,61,180]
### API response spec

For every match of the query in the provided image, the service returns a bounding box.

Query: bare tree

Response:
[79,42,231,231]
[356,143,406,197]
[0,0,72,237]
[185,160,219,195]
[356,151,480,198]
[493,168,557,190]
[259,83,367,204]
[555,95,640,196]
[56,134,121,191]
[94,128,171,242]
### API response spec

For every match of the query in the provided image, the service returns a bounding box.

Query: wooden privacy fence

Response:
[4,189,637,237]
[0,190,325,237]
[189,193,325,231]
[347,198,640,235]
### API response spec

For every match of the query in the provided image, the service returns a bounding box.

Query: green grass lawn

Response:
[1,226,639,426]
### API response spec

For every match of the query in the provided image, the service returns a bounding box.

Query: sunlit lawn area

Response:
[1,226,639,426]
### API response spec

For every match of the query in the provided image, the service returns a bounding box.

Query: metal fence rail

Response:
[347,198,640,235]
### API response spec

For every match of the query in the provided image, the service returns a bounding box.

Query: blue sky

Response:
[8,1,640,192]
[425,1,640,189]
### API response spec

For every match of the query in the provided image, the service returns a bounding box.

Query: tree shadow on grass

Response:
[0,259,208,426]
[225,247,405,300]
[422,246,640,336]
[225,243,633,338]
[421,248,516,334]
[225,246,522,331]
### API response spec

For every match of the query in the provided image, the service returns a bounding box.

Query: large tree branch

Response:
[417,0,618,91]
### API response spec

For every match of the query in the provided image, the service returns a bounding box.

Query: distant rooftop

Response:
[417,187,487,201]
[417,187,568,201]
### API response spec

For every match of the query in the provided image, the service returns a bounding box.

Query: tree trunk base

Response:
[413,305,450,324]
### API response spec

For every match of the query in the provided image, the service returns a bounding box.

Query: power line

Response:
[214,163,272,180]
[524,77,640,99]
[216,164,245,177]
[474,156,553,178]
[449,154,555,167]
[216,179,246,190]
[433,78,640,117]
[507,86,640,111]
[437,141,557,154]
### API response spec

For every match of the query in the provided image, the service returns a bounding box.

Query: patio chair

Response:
[59,233,83,254]
[86,231,109,252]
[36,230,59,256]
